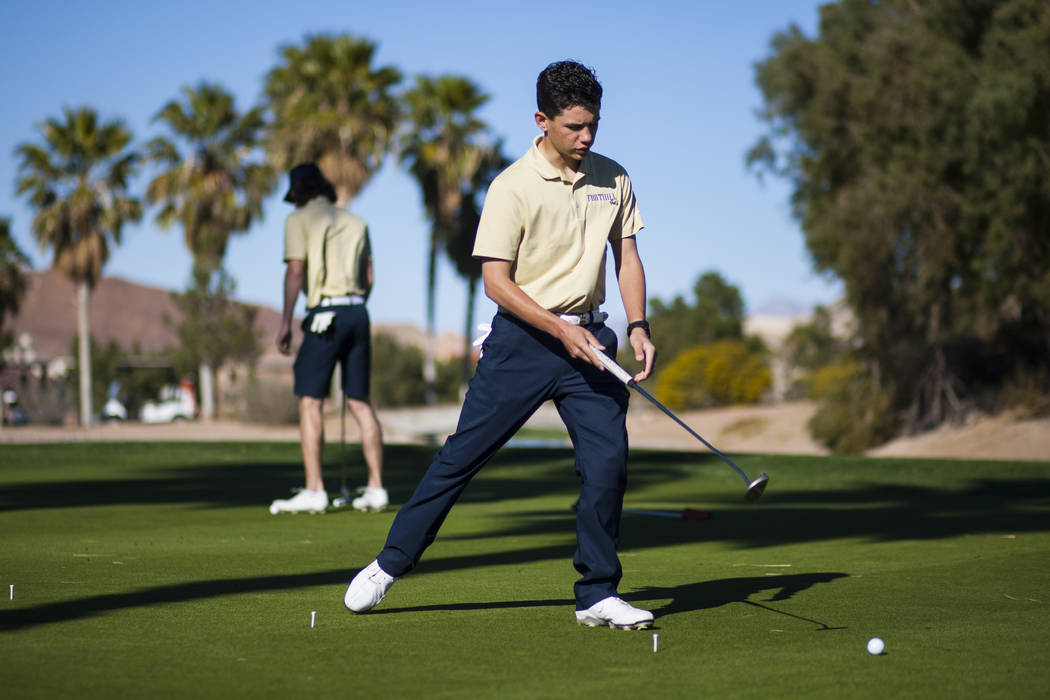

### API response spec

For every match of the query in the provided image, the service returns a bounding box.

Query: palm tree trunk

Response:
[461,275,478,397]
[199,362,215,421]
[424,235,438,405]
[76,280,93,427]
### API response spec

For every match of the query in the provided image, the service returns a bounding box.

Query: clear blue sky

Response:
[0,0,839,338]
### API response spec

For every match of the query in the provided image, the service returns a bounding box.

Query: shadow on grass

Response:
[3,445,1048,547]
[0,569,350,632]
[0,541,584,632]
[0,444,729,513]
[0,444,437,512]
[0,568,845,632]
[434,473,1050,549]
[4,445,1043,635]
[365,571,849,633]
[0,444,586,512]
[635,572,849,629]
[0,533,845,633]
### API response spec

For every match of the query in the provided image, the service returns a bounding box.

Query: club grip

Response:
[589,344,635,385]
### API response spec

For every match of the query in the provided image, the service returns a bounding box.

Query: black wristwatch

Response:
[626,320,651,339]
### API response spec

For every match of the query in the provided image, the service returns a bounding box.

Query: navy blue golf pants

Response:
[376,312,631,609]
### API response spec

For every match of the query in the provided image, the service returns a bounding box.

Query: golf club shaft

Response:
[629,380,752,485]
[590,346,753,486]
[340,377,348,493]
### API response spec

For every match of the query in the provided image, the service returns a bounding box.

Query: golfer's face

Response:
[540,105,599,164]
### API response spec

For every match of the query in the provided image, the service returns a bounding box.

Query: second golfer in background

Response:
[271,163,386,515]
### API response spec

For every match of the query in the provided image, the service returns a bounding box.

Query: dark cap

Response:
[283,163,323,203]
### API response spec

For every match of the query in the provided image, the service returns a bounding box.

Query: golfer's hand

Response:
[557,323,606,370]
[628,328,656,382]
[276,323,293,356]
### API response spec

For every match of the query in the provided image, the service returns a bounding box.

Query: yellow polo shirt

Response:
[473,135,644,314]
[284,197,371,308]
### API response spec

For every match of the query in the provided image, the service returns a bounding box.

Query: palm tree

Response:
[400,75,491,403]
[0,216,30,433]
[15,107,142,427]
[263,34,402,206]
[0,217,31,359]
[443,144,510,388]
[146,82,274,420]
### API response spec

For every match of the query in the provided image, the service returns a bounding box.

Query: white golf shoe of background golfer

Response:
[268,488,329,514]
[575,596,654,630]
[351,487,389,512]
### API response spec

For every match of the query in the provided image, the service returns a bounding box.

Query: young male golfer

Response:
[270,163,387,514]
[346,61,658,629]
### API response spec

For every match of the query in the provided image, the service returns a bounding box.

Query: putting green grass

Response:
[1,442,1048,698]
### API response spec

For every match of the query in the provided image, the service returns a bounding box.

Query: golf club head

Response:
[745,473,769,503]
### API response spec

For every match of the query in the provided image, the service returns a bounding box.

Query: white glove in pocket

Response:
[309,311,335,334]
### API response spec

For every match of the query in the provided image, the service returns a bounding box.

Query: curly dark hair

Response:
[536,60,602,117]
[284,163,337,207]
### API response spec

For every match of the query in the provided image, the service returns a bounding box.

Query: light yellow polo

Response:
[473,135,644,314]
[284,196,371,308]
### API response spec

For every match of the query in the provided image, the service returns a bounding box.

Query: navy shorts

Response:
[293,305,371,400]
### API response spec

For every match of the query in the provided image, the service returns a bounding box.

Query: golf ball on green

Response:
[867,637,885,655]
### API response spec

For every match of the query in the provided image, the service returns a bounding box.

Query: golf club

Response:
[330,375,352,508]
[590,345,769,502]
[340,385,349,498]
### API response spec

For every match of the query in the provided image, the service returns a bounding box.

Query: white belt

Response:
[318,295,365,307]
[558,310,608,326]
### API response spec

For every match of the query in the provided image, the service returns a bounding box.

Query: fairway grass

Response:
[1,443,1049,698]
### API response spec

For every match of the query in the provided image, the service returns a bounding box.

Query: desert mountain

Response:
[4,270,466,365]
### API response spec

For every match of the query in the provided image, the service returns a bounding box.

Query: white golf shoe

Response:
[575,596,654,630]
[351,487,389,512]
[345,559,397,613]
[268,489,328,514]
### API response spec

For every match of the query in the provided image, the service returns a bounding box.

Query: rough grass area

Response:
[1,443,1049,698]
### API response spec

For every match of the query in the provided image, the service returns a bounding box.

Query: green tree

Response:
[370,333,426,407]
[966,0,1050,387]
[146,82,274,419]
[371,332,460,408]
[807,358,897,453]
[166,269,261,415]
[655,341,771,410]
[750,0,1050,441]
[400,75,492,403]
[0,218,30,359]
[648,271,746,369]
[784,306,842,372]
[263,34,402,206]
[782,305,850,397]
[15,107,142,426]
